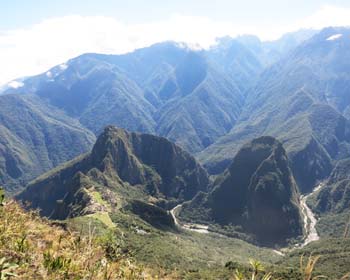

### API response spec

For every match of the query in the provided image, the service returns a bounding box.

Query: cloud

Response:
[326,34,343,41]
[295,5,350,29]
[0,5,350,86]
[7,80,24,89]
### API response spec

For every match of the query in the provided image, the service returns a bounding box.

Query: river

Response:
[170,204,209,233]
[297,183,323,247]
[169,183,323,252]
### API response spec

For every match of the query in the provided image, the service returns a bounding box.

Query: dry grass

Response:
[0,200,176,279]
[2,199,347,280]
[299,255,326,280]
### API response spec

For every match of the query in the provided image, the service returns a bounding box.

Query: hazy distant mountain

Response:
[3,41,261,153]
[200,27,350,193]
[4,27,350,196]
[17,126,209,220]
[0,94,95,193]
[235,29,318,65]
[180,137,303,246]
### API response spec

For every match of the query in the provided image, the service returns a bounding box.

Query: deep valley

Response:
[1,24,350,279]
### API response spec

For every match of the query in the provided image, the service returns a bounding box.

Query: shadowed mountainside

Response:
[181,136,303,246]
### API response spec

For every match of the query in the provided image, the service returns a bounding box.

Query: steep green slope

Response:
[200,27,350,193]
[308,159,350,238]
[0,94,95,194]
[316,159,350,214]
[180,137,303,246]
[17,126,209,220]
[155,53,244,152]
[21,56,156,134]
[14,127,289,276]
[4,41,260,154]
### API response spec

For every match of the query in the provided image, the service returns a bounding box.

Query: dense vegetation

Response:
[2,27,350,279]
[0,30,315,193]
[199,27,350,194]
[306,159,350,238]
[180,137,303,246]
[0,95,95,194]
[17,126,209,220]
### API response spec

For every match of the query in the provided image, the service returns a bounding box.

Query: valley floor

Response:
[171,183,325,254]
[170,204,210,234]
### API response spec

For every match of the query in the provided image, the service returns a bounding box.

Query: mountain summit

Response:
[17,126,209,220]
[180,136,303,246]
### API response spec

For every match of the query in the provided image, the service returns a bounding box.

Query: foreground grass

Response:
[0,200,173,279]
[1,198,349,279]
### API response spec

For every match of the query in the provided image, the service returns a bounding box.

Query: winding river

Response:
[170,204,209,233]
[297,183,323,247]
[170,183,324,252]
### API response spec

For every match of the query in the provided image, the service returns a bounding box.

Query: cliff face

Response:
[181,136,303,245]
[17,126,209,220]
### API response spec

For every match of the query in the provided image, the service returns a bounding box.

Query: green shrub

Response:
[43,251,71,273]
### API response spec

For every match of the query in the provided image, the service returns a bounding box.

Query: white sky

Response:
[0,4,350,86]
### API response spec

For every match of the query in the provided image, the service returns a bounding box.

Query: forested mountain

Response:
[0,94,95,193]
[180,137,303,246]
[4,0,350,274]
[199,27,350,193]
[0,40,261,192]
[3,27,350,279]
[3,41,260,155]
[310,158,350,238]
[17,126,209,220]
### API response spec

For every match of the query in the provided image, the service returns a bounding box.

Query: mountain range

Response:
[0,28,322,193]
[199,27,350,193]
[1,26,350,252]
[1,22,350,280]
